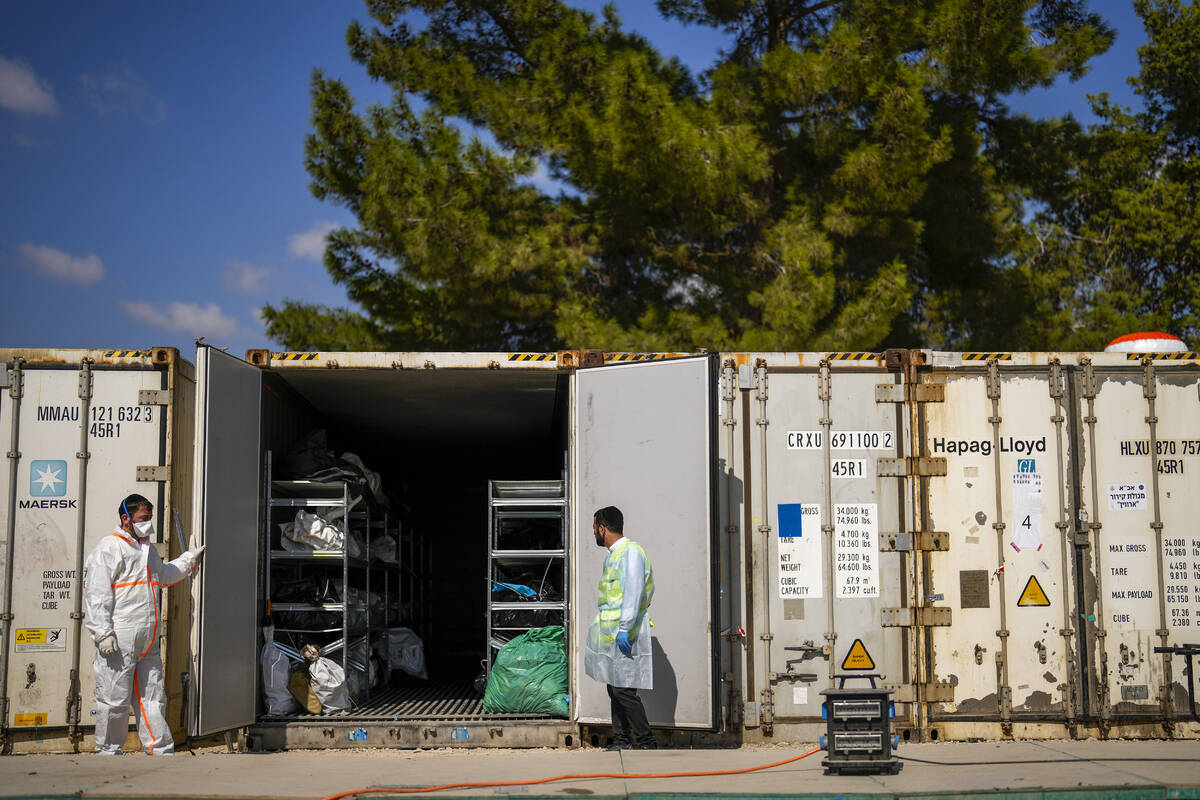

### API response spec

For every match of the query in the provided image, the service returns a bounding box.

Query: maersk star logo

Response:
[30,460,68,498]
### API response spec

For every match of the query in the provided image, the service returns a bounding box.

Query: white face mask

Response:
[132,519,155,539]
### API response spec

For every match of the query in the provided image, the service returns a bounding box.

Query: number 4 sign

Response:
[1012,471,1043,552]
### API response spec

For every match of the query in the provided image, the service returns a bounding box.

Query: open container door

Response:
[188,346,262,737]
[573,355,719,729]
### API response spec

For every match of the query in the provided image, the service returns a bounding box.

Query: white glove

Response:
[97,633,119,658]
[188,544,206,574]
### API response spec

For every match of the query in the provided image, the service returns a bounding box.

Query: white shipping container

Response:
[0,348,194,753]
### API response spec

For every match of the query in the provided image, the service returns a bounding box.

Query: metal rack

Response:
[264,451,398,706]
[485,479,568,676]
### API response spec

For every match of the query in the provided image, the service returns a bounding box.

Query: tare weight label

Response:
[835,503,879,598]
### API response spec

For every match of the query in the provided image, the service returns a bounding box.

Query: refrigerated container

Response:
[0,347,194,753]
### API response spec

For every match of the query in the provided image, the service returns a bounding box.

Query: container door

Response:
[1074,358,1200,727]
[189,346,261,737]
[572,355,719,729]
[921,362,1079,730]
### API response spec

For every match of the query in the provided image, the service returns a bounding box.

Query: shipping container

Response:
[3,345,1197,754]
[0,348,195,754]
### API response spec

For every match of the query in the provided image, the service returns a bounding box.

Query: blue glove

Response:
[616,631,633,656]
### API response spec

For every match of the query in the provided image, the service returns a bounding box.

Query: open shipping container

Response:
[2,345,1197,753]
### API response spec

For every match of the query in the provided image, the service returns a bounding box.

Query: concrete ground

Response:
[2,740,1199,799]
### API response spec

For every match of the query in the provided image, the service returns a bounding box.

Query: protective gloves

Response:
[97,633,119,658]
[616,631,633,656]
[187,543,206,574]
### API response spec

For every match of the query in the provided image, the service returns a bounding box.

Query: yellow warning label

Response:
[14,713,47,726]
[1017,575,1051,606]
[842,638,876,670]
[15,628,46,645]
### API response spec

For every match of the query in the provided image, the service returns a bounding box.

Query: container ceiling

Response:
[276,368,563,451]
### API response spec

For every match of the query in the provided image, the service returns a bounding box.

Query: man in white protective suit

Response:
[84,493,205,755]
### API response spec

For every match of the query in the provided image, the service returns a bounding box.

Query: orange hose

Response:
[317,746,822,800]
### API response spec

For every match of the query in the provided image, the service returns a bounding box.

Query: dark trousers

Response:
[607,684,652,745]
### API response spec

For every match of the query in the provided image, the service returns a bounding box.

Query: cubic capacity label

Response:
[835,503,878,598]
[787,431,894,450]
[777,503,823,599]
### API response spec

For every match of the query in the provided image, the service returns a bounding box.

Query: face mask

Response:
[132,519,155,539]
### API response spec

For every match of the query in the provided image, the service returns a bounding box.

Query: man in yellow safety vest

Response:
[584,506,656,750]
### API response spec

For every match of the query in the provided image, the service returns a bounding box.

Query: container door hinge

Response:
[882,607,952,627]
[139,389,171,405]
[890,682,955,703]
[880,531,949,552]
[877,457,947,477]
[136,465,171,482]
[875,383,944,404]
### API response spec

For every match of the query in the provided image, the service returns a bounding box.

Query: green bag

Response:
[483,625,569,717]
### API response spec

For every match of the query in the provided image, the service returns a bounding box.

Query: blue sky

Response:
[1,1,1147,358]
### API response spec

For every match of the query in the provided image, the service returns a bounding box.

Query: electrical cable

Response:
[899,755,1200,766]
[317,746,822,800]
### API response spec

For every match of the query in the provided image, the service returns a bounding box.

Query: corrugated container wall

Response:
[0,348,194,754]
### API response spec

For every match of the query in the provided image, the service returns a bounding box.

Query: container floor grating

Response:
[266,679,553,722]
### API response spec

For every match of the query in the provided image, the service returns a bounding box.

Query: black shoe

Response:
[636,739,658,750]
[605,739,632,751]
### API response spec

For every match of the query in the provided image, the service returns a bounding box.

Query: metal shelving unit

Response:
[485,479,568,676]
[264,451,399,707]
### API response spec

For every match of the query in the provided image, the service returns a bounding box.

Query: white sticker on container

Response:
[778,503,823,599]
[831,459,866,479]
[1108,483,1148,511]
[1104,536,1157,629]
[1012,472,1043,551]
[835,503,879,598]
[793,686,808,705]
[786,431,895,450]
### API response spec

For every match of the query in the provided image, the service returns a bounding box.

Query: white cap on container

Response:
[1104,331,1188,353]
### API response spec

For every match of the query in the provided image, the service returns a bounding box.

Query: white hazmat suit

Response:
[84,527,200,755]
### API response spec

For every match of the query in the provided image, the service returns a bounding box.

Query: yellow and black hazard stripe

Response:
[962,352,1013,361]
[604,353,686,362]
[826,352,881,361]
[506,353,556,362]
[272,352,319,361]
[1125,351,1200,360]
[104,350,150,358]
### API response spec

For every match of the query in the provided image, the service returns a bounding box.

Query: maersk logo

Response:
[30,460,67,497]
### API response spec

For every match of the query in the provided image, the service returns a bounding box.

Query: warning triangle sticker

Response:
[841,638,875,670]
[1017,575,1051,607]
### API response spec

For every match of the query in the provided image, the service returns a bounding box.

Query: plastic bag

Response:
[307,653,351,714]
[289,510,345,551]
[261,626,301,715]
[288,670,322,714]
[387,627,429,679]
[482,625,569,717]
